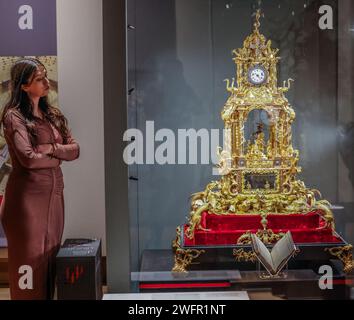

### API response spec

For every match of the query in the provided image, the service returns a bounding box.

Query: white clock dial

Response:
[248,65,267,85]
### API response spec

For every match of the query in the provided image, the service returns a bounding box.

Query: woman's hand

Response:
[36,143,54,155]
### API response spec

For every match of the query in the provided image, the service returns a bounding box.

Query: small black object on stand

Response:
[56,238,102,300]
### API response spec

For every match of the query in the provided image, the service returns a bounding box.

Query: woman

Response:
[0,58,79,300]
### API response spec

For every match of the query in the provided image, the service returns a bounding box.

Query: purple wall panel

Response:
[0,0,57,56]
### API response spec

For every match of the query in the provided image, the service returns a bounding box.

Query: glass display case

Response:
[125,0,354,299]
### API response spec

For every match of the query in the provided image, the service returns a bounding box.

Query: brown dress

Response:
[0,109,79,300]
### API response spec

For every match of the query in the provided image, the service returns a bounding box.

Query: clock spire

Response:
[253,9,263,34]
[232,9,280,89]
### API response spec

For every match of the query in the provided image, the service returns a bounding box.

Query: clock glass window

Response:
[248,65,268,85]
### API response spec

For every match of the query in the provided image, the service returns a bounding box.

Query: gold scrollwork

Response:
[325,245,354,274]
[237,229,285,245]
[172,226,182,252]
[172,248,205,273]
[172,227,205,273]
[233,248,257,263]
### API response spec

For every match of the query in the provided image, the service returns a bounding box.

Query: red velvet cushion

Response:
[201,211,322,230]
[184,210,342,246]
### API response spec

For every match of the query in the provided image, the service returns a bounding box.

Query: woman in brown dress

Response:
[0,58,79,300]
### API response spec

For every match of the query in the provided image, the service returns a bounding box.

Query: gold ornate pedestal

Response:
[325,245,354,274]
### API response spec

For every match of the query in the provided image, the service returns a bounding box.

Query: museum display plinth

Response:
[172,10,353,276]
[139,250,351,299]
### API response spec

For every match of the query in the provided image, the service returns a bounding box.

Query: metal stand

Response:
[256,261,288,280]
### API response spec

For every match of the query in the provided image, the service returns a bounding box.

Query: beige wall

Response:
[56,0,106,253]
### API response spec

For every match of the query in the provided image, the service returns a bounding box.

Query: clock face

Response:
[248,65,267,85]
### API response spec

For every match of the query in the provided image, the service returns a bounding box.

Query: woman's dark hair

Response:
[1,57,69,144]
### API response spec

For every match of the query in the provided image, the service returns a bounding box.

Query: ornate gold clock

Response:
[184,10,334,239]
[172,10,352,274]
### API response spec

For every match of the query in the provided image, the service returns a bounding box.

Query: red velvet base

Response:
[184,211,342,246]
